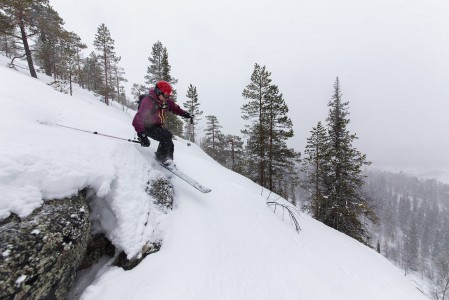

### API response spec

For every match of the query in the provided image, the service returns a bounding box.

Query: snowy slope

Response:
[0,56,427,300]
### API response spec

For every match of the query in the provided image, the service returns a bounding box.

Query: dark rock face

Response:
[0,190,91,300]
[114,241,161,271]
[79,234,115,271]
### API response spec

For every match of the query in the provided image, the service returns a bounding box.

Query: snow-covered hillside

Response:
[0,56,428,300]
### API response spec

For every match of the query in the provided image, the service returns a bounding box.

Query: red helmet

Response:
[155,81,173,96]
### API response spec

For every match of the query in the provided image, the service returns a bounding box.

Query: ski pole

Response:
[39,121,140,144]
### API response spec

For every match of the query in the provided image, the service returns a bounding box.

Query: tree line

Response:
[0,0,127,106]
[1,1,377,248]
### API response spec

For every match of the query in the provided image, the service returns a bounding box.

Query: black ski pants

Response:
[145,125,174,160]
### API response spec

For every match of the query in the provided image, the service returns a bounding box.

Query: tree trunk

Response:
[103,50,109,105]
[18,13,37,78]
[258,87,264,187]
[3,35,10,57]
[231,139,235,169]
[69,72,73,96]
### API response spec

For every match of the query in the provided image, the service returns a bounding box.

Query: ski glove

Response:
[137,132,150,147]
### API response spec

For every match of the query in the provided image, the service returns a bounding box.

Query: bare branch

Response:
[8,54,27,69]
[267,201,301,233]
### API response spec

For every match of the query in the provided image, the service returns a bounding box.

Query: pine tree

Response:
[241,63,299,196]
[161,48,177,87]
[222,134,245,171]
[202,115,224,162]
[403,219,419,274]
[70,33,87,89]
[301,121,329,220]
[33,4,65,77]
[264,84,299,195]
[323,77,376,244]
[241,63,271,186]
[0,25,18,58]
[109,55,127,103]
[0,11,14,40]
[144,41,164,86]
[82,51,103,94]
[183,84,203,143]
[64,32,86,94]
[433,214,449,300]
[93,23,116,105]
[131,83,148,100]
[0,0,50,78]
[141,41,182,135]
[49,31,86,95]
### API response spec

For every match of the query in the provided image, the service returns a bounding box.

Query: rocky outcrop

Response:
[113,175,173,270]
[0,190,90,300]
[0,175,175,299]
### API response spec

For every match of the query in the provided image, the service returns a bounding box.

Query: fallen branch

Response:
[267,201,301,233]
[8,54,26,69]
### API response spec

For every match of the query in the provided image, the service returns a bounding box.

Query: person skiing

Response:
[132,80,193,166]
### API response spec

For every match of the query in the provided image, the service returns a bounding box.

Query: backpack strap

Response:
[138,94,159,112]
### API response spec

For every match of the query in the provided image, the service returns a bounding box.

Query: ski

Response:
[160,164,211,193]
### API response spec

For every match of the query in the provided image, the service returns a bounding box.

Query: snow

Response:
[15,275,27,286]
[2,249,11,258]
[0,55,428,299]
[31,229,40,235]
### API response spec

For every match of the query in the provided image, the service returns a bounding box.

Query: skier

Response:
[133,80,193,166]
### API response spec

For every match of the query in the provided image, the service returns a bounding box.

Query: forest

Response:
[363,170,449,299]
[1,1,448,299]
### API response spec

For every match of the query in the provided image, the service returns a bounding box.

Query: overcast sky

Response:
[51,0,449,172]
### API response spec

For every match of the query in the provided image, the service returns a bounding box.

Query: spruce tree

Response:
[323,77,376,244]
[183,84,203,143]
[301,121,329,220]
[141,41,182,135]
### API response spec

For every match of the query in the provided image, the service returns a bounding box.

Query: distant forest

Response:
[364,170,449,299]
[298,168,449,299]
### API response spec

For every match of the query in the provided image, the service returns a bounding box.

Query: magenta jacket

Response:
[132,88,186,133]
